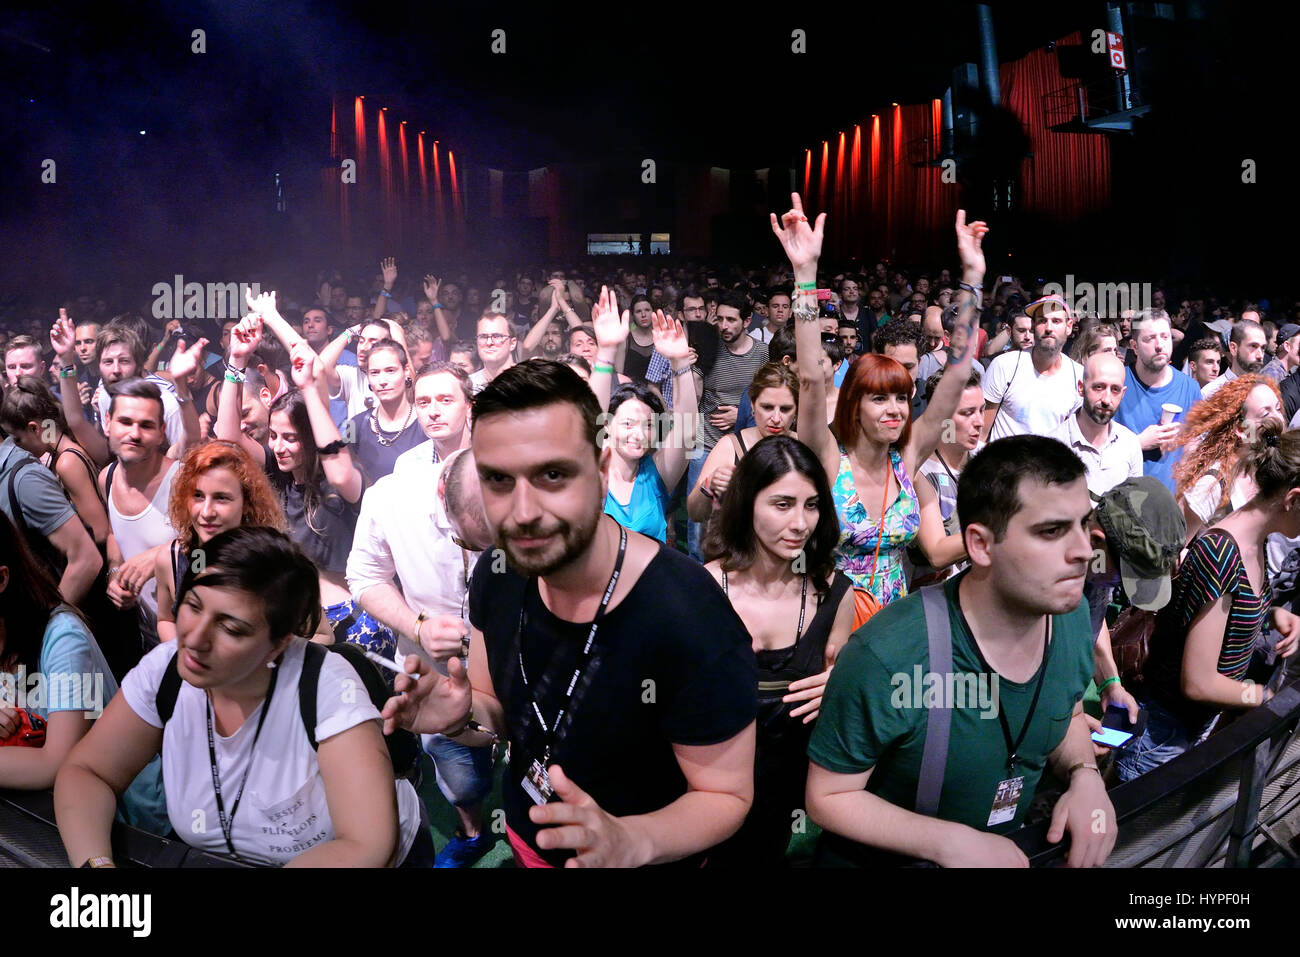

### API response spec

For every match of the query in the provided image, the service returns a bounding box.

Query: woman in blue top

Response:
[0,510,166,832]
[589,286,697,542]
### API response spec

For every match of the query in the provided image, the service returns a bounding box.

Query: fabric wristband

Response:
[223,370,245,384]
[1097,675,1122,693]
[593,362,616,374]
[59,366,78,378]
[380,289,394,299]
[796,281,817,291]
[430,302,443,310]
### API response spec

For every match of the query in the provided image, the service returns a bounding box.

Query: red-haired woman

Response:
[154,441,288,642]
[1172,374,1285,542]
[772,195,988,607]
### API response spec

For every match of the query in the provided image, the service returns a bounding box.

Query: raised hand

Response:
[229,315,263,367]
[529,765,649,868]
[76,381,92,407]
[288,340,319,388]
[650,309,689,361]
[954,209,989,279]
[168,336,209,382]
[769,192,826,273]
[245,288,281,324]
[50,311,77,363]
[591,285,629,350]
[423,274,440,303]
[381,257,398,288]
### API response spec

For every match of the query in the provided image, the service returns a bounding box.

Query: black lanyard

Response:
[955,594,1050,773]
[205,663,279,859]
[516,524,627,766]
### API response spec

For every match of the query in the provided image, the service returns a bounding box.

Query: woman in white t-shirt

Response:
[55,526,430,868]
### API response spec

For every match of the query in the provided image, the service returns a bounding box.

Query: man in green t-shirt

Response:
[807,435,1117,867]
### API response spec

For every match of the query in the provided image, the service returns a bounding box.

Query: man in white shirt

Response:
[347,448,496,867]
[982,294,1083,442]
[749,289,791,345]
[1051,353,1143,497]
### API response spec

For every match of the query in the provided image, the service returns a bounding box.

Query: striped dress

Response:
[1143,529,1269,733]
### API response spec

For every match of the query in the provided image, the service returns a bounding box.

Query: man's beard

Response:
[1138,352,1168,376]
[495,504,603,577]
[1083,397,1115,426]
[1237,357,1264,375]
[542,342,562,357]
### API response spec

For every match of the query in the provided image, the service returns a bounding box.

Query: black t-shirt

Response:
[345,409,424,483]
[261,444,361,575]
[687,321,720,378]
[470,539,756,867]
[1170,317,1210,368]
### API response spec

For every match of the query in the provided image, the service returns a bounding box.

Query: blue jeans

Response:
[686,448,708,563]
[1113,694,1208,782]
[422,734,494,808]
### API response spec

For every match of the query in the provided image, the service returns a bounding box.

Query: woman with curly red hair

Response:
[1172,374,1284,542]
[154,441,287,642]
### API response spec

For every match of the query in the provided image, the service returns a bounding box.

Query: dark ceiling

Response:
[2,0,1093,173]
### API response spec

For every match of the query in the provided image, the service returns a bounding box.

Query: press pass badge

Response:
[522,758,556,805]
[987,775,1024,827]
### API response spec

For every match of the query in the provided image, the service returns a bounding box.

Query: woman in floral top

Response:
[773,193,990,607]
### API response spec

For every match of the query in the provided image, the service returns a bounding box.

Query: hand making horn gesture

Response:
[769,192,826,272]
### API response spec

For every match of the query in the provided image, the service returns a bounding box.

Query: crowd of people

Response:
[0,192,1297,868]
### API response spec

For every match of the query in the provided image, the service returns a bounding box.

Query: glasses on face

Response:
[477,334,510,344]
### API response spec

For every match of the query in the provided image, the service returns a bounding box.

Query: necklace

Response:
[369,403,414,447]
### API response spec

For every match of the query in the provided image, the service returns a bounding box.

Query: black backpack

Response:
[154,640,421,780]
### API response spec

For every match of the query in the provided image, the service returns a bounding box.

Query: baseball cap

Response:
[1024,294,1073,321]
[1093,476,1186,611]
[1277,323,1300,345]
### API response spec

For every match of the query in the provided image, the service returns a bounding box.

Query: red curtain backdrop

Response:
[802,30,1111,265]
[324,94,465,256]
[1000,30,1111,221]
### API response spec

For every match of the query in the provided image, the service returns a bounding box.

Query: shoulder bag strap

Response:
[916,584,953,817]
[298,641,326,750]
[155,654,183,725]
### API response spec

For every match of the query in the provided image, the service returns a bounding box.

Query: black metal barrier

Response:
[0,788,248,868]
[1012,667,1300,867]
[7,670,1300,869]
